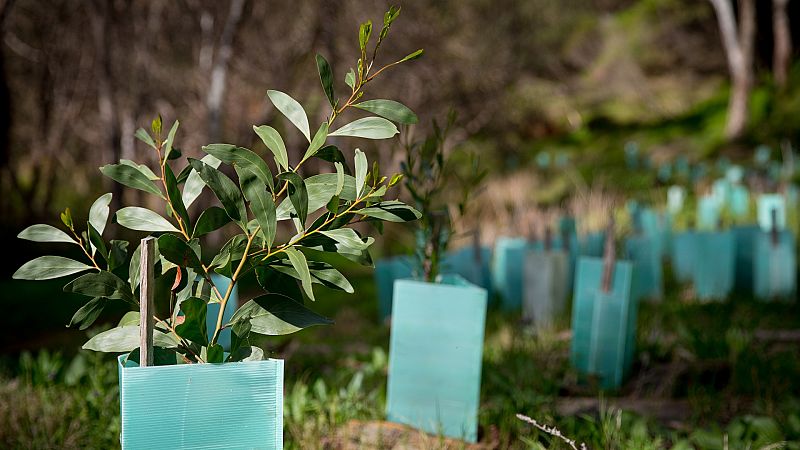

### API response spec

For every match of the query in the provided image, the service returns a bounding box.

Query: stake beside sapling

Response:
[14,6,422,364]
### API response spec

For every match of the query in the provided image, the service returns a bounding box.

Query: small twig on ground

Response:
[516,413,588,450]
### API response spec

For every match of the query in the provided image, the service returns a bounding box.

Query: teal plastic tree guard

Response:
[523,251,569,328]
[692,231,735,301]
[580,232,606,258]
[697,196,721,230]
[638,208,667,259]
[386,275,487,443]
[757,194,786,232]
[712,178,731,206]
[732,226,759,293]
[375,256,413,322]
[729,185,750,219]
[670,231,696,283]
[625,236,663,302]
[118,356,284,449]
[207,274,237,351]
[667,186,685,214]
[570,257,638,390]
[754,231,797,300]
[492,237,531,311]
[441,245,493,292]
[726,165,744,184]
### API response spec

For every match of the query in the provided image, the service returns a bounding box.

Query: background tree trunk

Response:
[709,0,756,140]
[772,0,792,88]
[206,0,246,143]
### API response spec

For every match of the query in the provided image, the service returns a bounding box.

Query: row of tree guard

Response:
[375,192,797,443]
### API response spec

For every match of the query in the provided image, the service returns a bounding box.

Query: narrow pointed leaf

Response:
[68,297,108,330]
[157,234,203,271]
[276,172,308,226]
[345,68,356,90]
[253,125,289,171]
[82,326,178,352]
[134,128,157,149]
[355,149,368,197]
[100,164,162,196]
[163,120,180,161]
[116,207,180,232]
[182,154,222,208]
[283,247,314,300]
[229,293,332,335]
[64,271,134,303]
[316,54,336,107]
[302,122,329,162]
[164,164,190,228]
[13,256,94,280]
[329,117,398,139]
[120,159,159,180]
[188,158,247,227]
[88,193,113,235]
[193,206,232,238]
[353,99,418,124]
[267,90,311,142]
[202,143,274,192]
[18,224,74,244]
[319,228,374,250]
[238,168,277,248]
[398,49,424,63]
[355,200,421,222]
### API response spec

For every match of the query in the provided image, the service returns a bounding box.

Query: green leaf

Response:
[302,122,328,162]
[202,144,274,192]
[86,222,107,260]
[68,297,108,330]
[319,228,374,250]
[329,117,398,139]
[188,158,247,227]
[182,154,222,208]
[314,145,352,173]
[107,240,129,271]
[100,164,162,197]
[345,68,356,90]
[355,149,368,198]
[175,297,208,345]
[230,346,264,362]
[17,224,74,243]
[335,162,345,195]
[283,247,314,300]
[64,270,134,303]
[358,21,372,53]
[276,172,308,226]
[353,99,418,124]
[163,120,180,162]
[116,207,180,232]
[118,311,140,327]
[209,234,248,274]
[13,256,94,280]
[275,173,358,220]
[164,165,190,229]
[134,128,157,149]
[272,260,354,294]
[316,54,336,107]
[151,115,162,136]
[355,200,421,222]
[238,168,277,248]
[82,326,179,352]
[253,125,289,171]
[157,234,203,271]
[266,90,310,142]
[398,49,424,63]
[205,343,224,363]
[60,207,74,230]
[88,193,113,235]
[126,347,180,366]
[193,206,232,237]
[229,293,332,335]
[120,159,159,180]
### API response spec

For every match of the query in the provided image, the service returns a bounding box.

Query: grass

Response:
[0,266,799,449]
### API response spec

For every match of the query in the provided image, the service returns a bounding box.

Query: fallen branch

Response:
[516,413,587,450]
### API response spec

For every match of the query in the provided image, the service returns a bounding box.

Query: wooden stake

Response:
[601,214,616,293]
[771,207,779,246]
[139,237,155,367]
